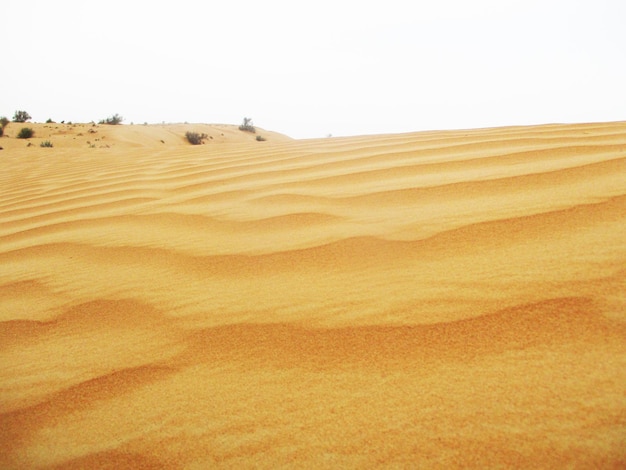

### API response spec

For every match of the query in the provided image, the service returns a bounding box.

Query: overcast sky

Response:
[3,0,625,138]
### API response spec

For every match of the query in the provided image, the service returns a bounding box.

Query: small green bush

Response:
[256,135,266,141]
[46,118,54,123]
[40,140,53,147]
[99,114,123,125]
[239,117,255,133]
[0,117,9,129]
[17,127,34,139]
[185,131,208,145]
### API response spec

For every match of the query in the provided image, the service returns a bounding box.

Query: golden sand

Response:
[1,121,625,468]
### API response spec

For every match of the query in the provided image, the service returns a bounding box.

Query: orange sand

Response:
[1,121,625,468]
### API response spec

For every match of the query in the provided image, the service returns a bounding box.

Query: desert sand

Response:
[1,120,625,468]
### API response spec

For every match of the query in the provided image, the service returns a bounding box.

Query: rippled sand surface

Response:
[1,121,625,468]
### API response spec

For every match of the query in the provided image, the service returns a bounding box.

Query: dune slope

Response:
[1,121,625,468]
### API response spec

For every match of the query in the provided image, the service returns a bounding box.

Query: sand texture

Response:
[1,121,625,468]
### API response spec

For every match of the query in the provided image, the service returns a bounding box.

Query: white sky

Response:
[3,0,625,138]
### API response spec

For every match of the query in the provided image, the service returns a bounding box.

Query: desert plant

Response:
[40,140,53,147]
[256,135,266,141]
[99,114,123,125]
[239,117,255,133]
[0,116,9,129]
[46,118,54,123]
[0,127,3,137]
[13,110,32,123]
[17,127,34,139]
[185,131,208,145]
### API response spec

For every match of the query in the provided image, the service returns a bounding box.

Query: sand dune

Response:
[1,121,625,468]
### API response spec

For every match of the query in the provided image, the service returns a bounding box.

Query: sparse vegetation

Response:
[185,131,208,145]
[0,117,8,137]
[13,111,32,123]
[256,135,266,141]
[17,127,34,139]
[40,140,53,148]
[46,118,54,123]
[99,114,123,125]
[239,117,255,133]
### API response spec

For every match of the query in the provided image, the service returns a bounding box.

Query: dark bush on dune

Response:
[239,117,255,133]
[185,131,208,145]
[17,127,34,139]
[99,114,123,125]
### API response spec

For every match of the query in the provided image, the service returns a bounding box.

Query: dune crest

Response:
[1,121,625,468]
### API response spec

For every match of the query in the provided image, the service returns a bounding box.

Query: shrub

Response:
[13,110,32,123]
[185,131,208,145]
[256,135,266,141]
[99,114,123,125]
[40,140,53,147]
[239,117,255,133]
[46,118,54,123]
[0,127,3,137]
[0,116,9,129]
[17,127,34,139]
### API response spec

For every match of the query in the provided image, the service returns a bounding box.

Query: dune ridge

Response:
[1,121,625,468]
